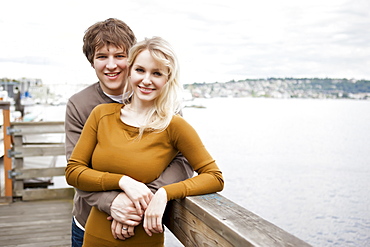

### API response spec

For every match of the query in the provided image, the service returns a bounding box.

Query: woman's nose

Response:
[142,75,152,85]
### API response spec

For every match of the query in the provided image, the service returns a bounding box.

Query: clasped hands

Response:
[109,176,167,240]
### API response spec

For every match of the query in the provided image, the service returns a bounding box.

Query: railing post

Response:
[0,101,12,198]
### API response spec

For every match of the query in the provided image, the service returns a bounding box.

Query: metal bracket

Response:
[6,126,21,135]
[7,149,22,158]
[8,170,22,179]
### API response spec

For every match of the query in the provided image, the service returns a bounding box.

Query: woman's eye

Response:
[135,68,144,72]
[154,72,162,76]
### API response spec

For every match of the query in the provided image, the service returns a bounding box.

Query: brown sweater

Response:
[65,103,224,246]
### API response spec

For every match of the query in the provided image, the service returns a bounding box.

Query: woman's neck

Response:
[120,98,154,127]
[127,97,153,114]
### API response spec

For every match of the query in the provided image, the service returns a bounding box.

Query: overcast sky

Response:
[1,0,369,85]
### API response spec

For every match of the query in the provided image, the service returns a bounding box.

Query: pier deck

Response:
[0,198,183,247]
[0,199,72,247]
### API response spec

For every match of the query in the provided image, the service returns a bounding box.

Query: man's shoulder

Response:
[69,83,99,101]
[66,82,107,119]
[67,82,111,109]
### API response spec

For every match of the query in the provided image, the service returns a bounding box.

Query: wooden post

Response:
[0,101,12,197]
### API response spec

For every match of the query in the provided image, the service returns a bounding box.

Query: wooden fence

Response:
[0,102,311,246]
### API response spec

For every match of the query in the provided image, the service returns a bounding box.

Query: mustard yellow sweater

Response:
[65,103,223,246]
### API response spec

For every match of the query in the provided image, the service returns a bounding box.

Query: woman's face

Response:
[129,49,168,104]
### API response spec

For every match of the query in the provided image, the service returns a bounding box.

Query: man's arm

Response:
[65,99,117,216]
[73,153,193,219]
[147,152,194,192]
[75,188,120,219]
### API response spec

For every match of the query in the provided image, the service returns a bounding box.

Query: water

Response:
[28,98,370,246]
[182,97,370,247]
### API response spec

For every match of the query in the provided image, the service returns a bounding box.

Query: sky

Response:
[0,0,369,86]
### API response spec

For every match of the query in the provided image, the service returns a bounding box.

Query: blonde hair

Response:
[123,37,183,137]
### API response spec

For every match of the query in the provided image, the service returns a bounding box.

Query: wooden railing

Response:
[0,102,311,246]
[1,101,73,200]
[7,121,74,200]
[165,194,311,246]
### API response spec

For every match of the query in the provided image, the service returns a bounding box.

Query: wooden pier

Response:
[0,199,72,247]
[0,102,312,247]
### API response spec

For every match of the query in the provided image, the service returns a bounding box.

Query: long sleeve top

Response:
[65,103,223,201]
[65,103,223,246]
[65,82,193,227]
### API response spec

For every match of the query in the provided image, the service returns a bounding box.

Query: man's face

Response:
[93,45,128,95]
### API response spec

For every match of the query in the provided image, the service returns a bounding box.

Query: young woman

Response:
[65,36,224,246]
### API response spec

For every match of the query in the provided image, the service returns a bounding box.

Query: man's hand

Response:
[110,219,135,240]
[119,176,153,216]
[110,192,142,226]
[143,188,168,236]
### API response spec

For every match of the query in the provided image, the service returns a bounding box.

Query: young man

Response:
[65,18,193,246]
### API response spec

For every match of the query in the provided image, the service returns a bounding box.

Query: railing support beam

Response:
[1,101,12,198]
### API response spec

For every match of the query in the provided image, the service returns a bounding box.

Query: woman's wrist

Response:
[156,188,168,202]
[118,175,127,190]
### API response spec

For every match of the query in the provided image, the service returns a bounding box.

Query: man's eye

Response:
[96,55,107,59]
[117,55,127,58]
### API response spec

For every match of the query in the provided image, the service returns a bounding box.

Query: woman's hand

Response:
[110,219,135,240]
[110,192,142,226]
[143,188,168,236]
[119,176,153,216]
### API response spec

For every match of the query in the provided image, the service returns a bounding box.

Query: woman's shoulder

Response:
[170,114,186,124]
[167,114,197,140]
[169,114,192,129]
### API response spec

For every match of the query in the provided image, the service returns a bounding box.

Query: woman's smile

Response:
[138,85,156,94]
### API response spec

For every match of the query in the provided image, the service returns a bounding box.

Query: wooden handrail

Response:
[165,193,311,246]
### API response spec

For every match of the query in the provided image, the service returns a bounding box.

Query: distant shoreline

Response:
[184,78,370,100]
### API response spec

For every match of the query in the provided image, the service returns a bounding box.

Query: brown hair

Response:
[82,18,136,65]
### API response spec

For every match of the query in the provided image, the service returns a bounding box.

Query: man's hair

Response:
[83,18,136,65]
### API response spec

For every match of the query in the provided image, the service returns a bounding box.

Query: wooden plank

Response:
[22,188,75,201]
[165,199,233,246]
[11,144,65,157]
[0,199,72,247]
[165,193,312,247]
[14,167,66,179]
[10,121,65,135]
